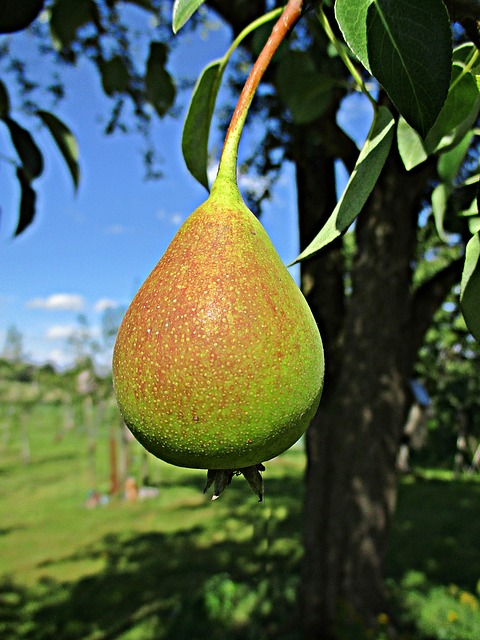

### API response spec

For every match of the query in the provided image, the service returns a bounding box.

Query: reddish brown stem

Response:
[218,0,303,183]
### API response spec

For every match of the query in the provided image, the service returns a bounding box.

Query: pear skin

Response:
[113,176,324,473]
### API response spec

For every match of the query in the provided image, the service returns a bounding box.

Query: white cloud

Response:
[238,172,269,195]
[156,209,185,227]
[105,224,127,235]
[207,163,218,185]
[94,298,119,313]
[27,293,85,311]
[45,324,78,340]
[206,163,269,196]
[45,348,74,369]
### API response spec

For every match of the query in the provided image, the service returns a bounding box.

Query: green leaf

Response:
[469,217,480,234]
[0,80,10,118]
[50,0,97,50]
[397,72,480,170]
[146,42,176,118]
[13,167,37,237]
[431,183,450,242]
[182,59,222,190]
[0,0,44,34]
[99,57,130,96]
[460,233,480,342]
[3,117,44,180]
[425,69,479,151]
[172,0,205,34]
[335,0,372,72]
[367,0,452,138]
[437,131,474,183]
[37,110,80,190]
[293,105,395,263]
[396,117,427,171]
[336,0,452,136]
[276,51,333,125]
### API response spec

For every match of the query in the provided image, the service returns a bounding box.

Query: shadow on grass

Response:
[0,473,304,640]
[388,473,480,590]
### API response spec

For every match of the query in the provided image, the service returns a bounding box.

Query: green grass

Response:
[1,402,480,639]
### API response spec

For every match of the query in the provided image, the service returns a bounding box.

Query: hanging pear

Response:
[113,173,323,499]
[112,0,323,499]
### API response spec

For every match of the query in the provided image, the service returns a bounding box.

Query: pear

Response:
[112,171,324,499]
[113,3,323,499]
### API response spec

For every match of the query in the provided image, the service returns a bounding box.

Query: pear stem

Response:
[217,0,304,186]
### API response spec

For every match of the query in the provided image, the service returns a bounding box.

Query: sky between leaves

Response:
[0,6,372,370]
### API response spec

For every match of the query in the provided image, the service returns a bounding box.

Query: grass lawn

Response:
[1,402,480,639]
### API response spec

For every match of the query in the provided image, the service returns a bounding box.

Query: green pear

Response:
[112,172,324,499]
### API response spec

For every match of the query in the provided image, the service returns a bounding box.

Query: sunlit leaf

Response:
[460,233,480,342]
[172,0,205,33]
[13,167,37,237]
[397,72,480,170]
[0,0,44,34]
[146,42,176,117]
[396,117,428,171]
[3,117,44,180]
[37,110,80,190]
[437,131,474,183]
[182,59,222,190]
[335,0,372,72]
[431,184,449,242]
[293,105,395,263]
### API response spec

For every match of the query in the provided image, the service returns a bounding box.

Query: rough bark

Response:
[297,139,447,638]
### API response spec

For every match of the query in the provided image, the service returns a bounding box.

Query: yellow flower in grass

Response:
[447,610,458,623]
[459,590,479,611]
[376,612,389,625]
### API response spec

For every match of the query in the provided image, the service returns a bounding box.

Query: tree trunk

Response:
[296,134,434,637]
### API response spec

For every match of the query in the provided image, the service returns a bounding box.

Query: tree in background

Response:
[2,324,25,363]
[1,1,480,638]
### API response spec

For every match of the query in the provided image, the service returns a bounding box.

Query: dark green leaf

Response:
[3,117,44,180]
[0,80,10,118]
[276,51,333,125]
[0,0,44,34]
[172,0,205,33]
[13,167,37,237]
[460,233,480,342]
[146,42,176,117]
[182,59,222,190]
[50,0,97,50]
[335,0,372,72]
[293,105,395,263]
[366,0,452,138]
[99,57,130,96]
[37,110,80,190]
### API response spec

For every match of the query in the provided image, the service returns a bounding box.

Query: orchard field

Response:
[1,361,480,639]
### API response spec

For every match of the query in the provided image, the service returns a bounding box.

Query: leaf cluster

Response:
[176,0,480,342]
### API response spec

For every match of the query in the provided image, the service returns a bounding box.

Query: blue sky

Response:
[0,9,372,370]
